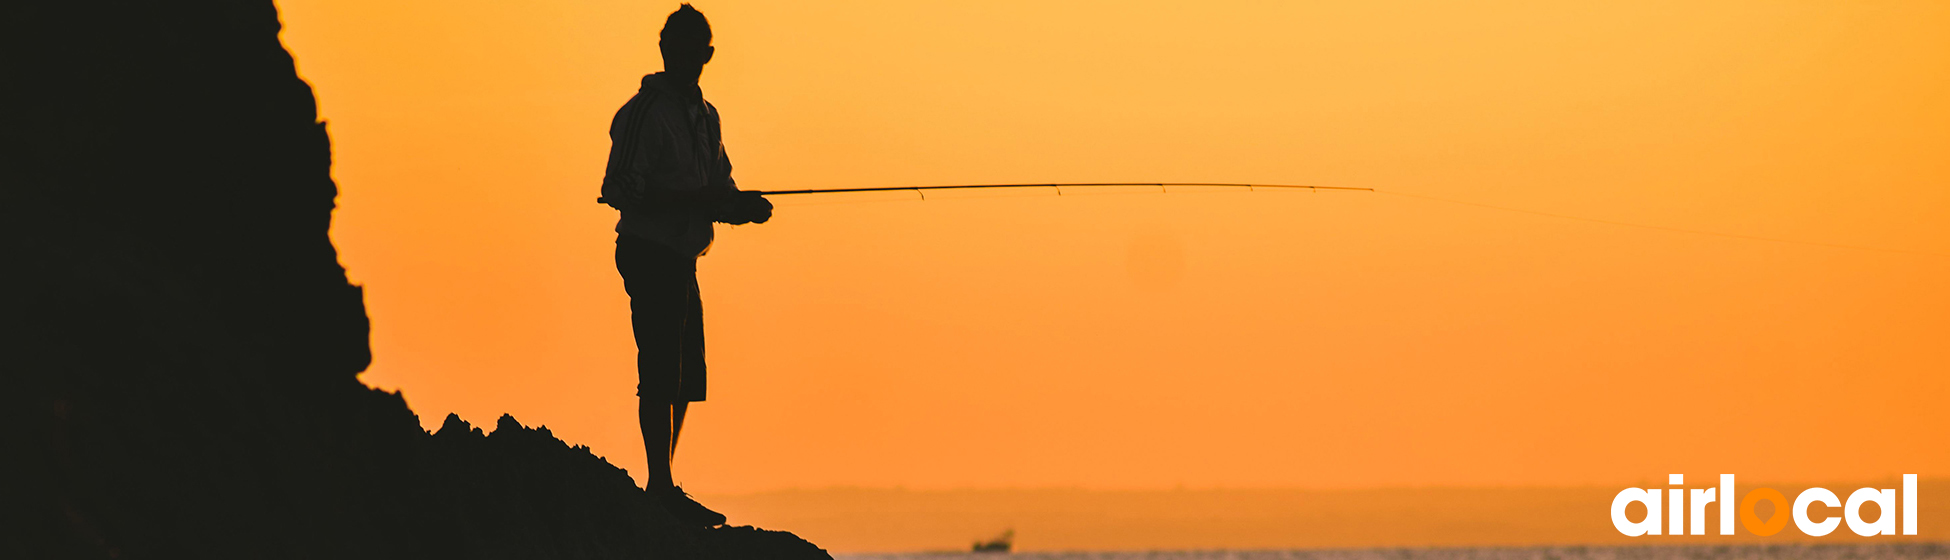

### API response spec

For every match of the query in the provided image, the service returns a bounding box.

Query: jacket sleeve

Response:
[711,141,736,192]
[625,99,666,191]
[601,95,665,209]
[706,103,736,193]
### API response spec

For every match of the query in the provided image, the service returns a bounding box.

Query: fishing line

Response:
[1372,190,1949,258]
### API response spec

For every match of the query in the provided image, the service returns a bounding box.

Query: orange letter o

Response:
[1740,488,1791,536]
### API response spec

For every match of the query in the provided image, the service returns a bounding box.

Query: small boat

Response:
[971,529,1013,553]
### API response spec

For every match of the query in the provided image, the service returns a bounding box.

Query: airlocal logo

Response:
[1612,474,1918,537]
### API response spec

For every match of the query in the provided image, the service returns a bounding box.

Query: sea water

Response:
[841,543,1950,560]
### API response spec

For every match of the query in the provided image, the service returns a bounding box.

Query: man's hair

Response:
[661,4,712,47]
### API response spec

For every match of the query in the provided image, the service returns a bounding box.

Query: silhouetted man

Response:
[600,3,771,527]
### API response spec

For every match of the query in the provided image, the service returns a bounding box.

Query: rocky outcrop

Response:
[0,2,827,558]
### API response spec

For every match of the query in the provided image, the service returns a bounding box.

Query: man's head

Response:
[659,4,714,81]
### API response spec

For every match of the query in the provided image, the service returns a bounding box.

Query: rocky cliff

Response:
[0,2,827,558]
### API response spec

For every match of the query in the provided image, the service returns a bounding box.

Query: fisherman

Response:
[600,3,771,527]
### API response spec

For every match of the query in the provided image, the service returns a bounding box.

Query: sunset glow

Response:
[278,0,1950,501]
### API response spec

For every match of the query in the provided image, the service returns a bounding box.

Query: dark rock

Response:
[0,2,830,559]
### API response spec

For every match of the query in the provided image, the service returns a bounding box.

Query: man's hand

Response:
[713,191,772,225]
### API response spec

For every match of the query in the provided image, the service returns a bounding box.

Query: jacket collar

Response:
[640,72,703,104]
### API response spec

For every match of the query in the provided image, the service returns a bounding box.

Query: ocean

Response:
[840,544,1950,560]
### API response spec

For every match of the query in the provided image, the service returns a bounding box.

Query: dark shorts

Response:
[616,234,706,403]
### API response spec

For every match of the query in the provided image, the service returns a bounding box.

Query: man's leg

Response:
[639,400,675,488]
[670,264,704,464]
[619,236,724,526]
[656,250,723,526]
[670,401,688,461]
[638,400,688,486]
[653,396,721,525]
[619,235,686,490]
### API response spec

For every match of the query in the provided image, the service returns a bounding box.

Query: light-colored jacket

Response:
[604,72,736,257]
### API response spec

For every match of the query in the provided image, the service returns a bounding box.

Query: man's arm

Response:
[707,142,771,225]
[632,186,732,211]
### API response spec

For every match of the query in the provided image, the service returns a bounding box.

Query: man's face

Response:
[660,41,714,71]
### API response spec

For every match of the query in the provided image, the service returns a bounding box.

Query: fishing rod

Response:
[596,183,1365,205]
[753,182,1372,197]
[595,181,1945,257]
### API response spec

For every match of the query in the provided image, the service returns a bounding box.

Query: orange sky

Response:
[277,1,1950,495]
